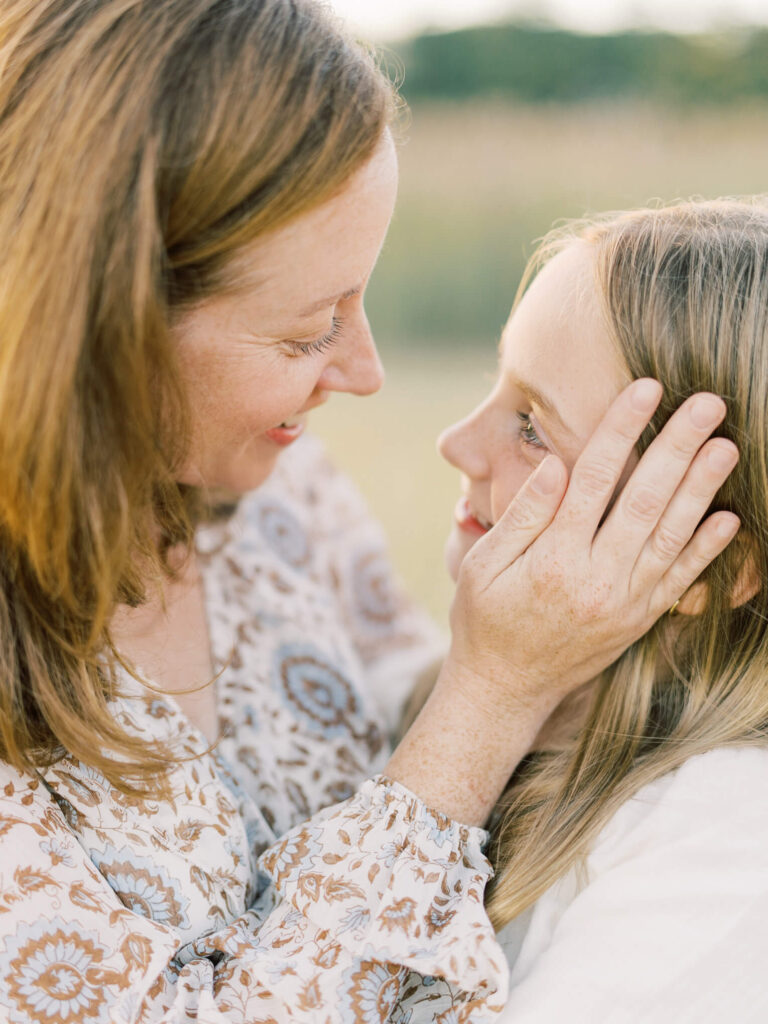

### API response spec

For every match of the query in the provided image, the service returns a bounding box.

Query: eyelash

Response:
[516,412,546,449]
[287,317,345,357]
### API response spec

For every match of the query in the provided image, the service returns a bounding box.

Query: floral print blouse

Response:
[0,436,509,1023]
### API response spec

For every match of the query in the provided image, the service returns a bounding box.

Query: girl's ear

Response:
[676,533,760,616]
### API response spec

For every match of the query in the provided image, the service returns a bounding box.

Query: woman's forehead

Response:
[222,135,398,323]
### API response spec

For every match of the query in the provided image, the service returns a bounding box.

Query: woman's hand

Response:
[387,380,740,825]
[447,378,739,710]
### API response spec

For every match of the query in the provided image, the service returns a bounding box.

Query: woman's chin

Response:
[445,526,481,582]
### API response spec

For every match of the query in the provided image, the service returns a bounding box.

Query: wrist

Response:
[438,649,564,723]
[385,659,556,828]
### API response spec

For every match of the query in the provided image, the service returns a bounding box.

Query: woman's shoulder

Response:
[589,744,768,872]
[0,761,63,839]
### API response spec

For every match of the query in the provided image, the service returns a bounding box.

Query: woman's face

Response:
[172,132,398,493]
[439,242,631,580]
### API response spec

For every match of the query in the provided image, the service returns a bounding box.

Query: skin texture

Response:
[172,132,399,493]
[110,135,399,740]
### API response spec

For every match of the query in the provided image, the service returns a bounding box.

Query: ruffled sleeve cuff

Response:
[258,775,508,999]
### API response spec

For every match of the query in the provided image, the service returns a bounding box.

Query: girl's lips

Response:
[264,420,306,446]
[454,496,491,536]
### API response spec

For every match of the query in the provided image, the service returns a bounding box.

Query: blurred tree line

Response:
[361,24,768,352]
[389,23,768,105]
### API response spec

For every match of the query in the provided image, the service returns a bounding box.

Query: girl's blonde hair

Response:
[487,198,768,929]
[0,0,394,790]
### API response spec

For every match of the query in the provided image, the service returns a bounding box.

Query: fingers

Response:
[651,511,741,615]
[593,390,727,563]
[557,379,663,542]
[630,437,739,590]
[478,455,567,570]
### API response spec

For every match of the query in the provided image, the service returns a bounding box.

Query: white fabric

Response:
[494,745,768,1023]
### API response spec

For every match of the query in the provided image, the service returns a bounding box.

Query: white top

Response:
[493,745,768,1023]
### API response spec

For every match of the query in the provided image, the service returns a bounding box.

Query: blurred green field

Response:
[313,101,768,626]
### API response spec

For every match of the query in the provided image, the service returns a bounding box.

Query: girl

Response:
[431,200,768,1022]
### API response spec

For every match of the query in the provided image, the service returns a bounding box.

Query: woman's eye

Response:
[516,412,546,449]
[286,317,344,357]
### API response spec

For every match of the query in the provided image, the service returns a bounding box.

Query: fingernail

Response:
[715,514,740,539]
[689,395,725,429]
[531,456,561,495]
[630,379,662,412]
[706,443,738,474]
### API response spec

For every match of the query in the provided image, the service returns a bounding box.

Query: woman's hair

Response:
[0,0,395,790]
[486,198,768,929]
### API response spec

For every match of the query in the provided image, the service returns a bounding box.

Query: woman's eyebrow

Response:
[298,285,361,318]
[506,370,575,439]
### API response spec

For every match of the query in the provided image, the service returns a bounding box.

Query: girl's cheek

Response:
[490,455,536,522]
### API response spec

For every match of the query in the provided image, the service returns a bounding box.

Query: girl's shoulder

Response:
[589,744,768,872]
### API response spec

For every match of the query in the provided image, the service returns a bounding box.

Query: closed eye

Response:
[286,317,345,357]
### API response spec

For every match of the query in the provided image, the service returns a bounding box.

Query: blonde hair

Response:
[0,0,394,790]
[486,198,768,929]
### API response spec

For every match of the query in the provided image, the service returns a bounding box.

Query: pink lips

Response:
[264,422,305,446]
[454,496,491,536]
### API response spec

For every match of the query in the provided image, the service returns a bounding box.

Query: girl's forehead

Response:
[500,245,629,451]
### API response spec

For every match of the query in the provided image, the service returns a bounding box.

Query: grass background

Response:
[312,101,768,626]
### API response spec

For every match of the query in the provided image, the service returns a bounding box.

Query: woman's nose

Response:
[318,313,385,396]
[437,411,490,480]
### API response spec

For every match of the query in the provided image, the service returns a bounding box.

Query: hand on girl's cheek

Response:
[445,526,481,582]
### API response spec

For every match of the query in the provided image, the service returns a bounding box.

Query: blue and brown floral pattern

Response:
[1,918,118,1024]
[90,847,191,930]
[251,499,311,570]
[350,550,399,628]
[273,643,362,738]
[0,437,505,1022]
[337,961,409,1023]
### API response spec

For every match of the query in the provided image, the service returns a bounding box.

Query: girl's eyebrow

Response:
[505,369,575,440]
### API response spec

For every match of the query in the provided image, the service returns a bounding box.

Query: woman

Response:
[418,200,768,1022]
[0,2,737,1021]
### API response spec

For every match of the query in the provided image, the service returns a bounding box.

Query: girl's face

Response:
[439,243,631,580]
[172,132,398,493]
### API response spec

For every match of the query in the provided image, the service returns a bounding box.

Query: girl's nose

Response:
[437,409,491,480]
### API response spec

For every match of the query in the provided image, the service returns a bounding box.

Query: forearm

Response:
[386,658,557,827]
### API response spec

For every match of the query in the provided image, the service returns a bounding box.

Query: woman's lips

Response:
[454,496,492,536]
[264,419,306,446]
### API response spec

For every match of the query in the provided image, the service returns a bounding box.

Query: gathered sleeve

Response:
[0,770,508,1023]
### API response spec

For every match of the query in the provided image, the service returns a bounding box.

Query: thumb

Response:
[486,455,567,560]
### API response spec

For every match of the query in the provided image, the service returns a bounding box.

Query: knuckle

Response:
[503,496,541,532]
[651,522,686,560]
[611,418,643,445]
[460,548,485,584]
[573,457,616,497]
[664,434,696,464]
[623,484,663,523]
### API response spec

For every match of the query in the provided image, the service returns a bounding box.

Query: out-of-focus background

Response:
[313,0,768,626]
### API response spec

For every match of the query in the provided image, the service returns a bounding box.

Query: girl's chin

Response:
[444,526,481,582]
